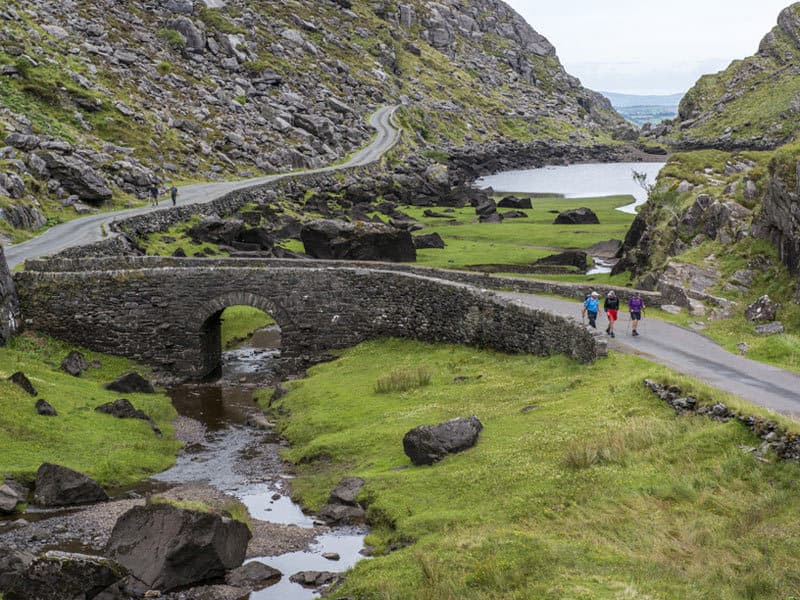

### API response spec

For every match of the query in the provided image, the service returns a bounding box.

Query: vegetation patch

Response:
[263,339,800,599]
[220,306,275,349]
[374,367,432,394]
[0,332,180,487]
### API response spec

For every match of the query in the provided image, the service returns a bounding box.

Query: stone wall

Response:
[0,245,20,345]
[25,256,664,307]
[15,259,601,379]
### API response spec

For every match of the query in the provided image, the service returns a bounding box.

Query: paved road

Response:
[5,105,401,269]
[500,292,800,417]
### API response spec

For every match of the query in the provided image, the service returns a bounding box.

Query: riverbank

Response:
[264,338,800,599]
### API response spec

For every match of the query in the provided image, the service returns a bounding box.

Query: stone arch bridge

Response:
[15,257,601,380]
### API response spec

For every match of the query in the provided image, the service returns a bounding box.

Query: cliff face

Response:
[0,0,627,243]
[648,2,800,151]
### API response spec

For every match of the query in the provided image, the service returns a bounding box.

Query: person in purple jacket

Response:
[628,292,646,336]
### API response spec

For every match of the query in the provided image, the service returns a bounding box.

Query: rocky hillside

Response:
[0,0,629,244]
[645,2,800,150]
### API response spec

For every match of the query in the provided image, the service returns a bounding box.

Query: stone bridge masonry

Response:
[15,257,602,380]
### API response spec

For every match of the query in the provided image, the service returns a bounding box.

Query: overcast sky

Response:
[504,0,792,96]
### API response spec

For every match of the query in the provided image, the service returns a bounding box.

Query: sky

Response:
[503,0,793,96]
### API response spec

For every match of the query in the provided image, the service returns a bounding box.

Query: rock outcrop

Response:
[0,245,20,345]
[300,219,416,262]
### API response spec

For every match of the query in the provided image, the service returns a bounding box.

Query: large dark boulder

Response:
[403,416,484,465]
[95,399,161,436]
[0,245,20,346]
[474,198,498,218]
[9,372,36,396]
[553,207,600,225]
[35,152,112,204]
[1,551,126,600]
[498,196,532,209]
[105,372,155,394]
[34,463,108,507]
[106,503,251,592]
[188,217,246,246]
[35,399,58,416]
[413,232,446,249]
[300,219,416,262]
[60,351,89,377]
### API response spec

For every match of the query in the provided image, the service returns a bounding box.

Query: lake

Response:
[475,161,666,214]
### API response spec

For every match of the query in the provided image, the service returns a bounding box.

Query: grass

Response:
[403,195,635,272]
[263,338,800,600]
[375,367,431,394]
[0,332,180,487]
[142,217,226,257]
[150,496,252,531]
[220,306,275,349]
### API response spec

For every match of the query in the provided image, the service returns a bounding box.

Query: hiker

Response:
[582,291,600,328]
[170,184,178,207]
[149,184,159,206]
[628,292,646,337]
[604,290,619,338]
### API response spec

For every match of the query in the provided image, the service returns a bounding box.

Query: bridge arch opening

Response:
[198,292,281,380]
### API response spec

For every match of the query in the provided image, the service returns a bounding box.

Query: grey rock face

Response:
[106,503,251,591]
[0,551,126,600]
[35,152,112,203]
[301,219,416,262]
[0,205,47,230]
[0,245,20,345]
[34,463,109,507]
[553,207,599,225]
[403,415,484,465]
[165,0,195,14]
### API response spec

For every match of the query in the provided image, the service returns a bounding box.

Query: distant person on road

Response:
[628,292,646,337]
[604,291,619,338]
[149,184,159,207]
[582,291,600,329]
[170,184,178,207]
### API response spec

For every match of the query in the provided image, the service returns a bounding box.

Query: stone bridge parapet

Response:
[16,258,602,379]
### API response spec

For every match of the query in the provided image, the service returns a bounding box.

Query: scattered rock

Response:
[8,372,36,396]
[501,210,528,218]
[755,322,784,336]
[105,372,155,394]
[106,503,251,592]
[0,551,126,600]
[402,415,483,466]
[553,207,599,225]
[35,399,57,417]
[225,561,281,589]
[413,232,446,249]
[300,219,416,262]
[289,570,339,588]
[95,399,162,436]
[318,477,366,525]
[321,552,340,561]
[34,463,108,507]
[497,196,531,209]
[745,295,778,322]
[60,351,89,377]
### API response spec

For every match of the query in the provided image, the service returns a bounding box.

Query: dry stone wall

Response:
[16,258,601,379]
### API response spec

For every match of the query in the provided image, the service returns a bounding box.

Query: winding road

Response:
[5,105,401,269]
[5,104,800,417]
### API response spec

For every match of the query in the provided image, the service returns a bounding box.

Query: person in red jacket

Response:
[604,290,619,338]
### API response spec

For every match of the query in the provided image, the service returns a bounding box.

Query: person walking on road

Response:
[170,184,178,207]
[604,290,619,338]
[149,183,159,207]
[582,291,600,328]
[628,292,646,337]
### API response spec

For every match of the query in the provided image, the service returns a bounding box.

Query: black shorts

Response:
[630,311,642,321]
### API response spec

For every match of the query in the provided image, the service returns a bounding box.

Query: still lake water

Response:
[475,161,666,214]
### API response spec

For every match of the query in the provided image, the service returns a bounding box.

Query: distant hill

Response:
[601,92,685,108]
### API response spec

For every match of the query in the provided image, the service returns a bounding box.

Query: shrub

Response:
[375,367,432,394]
[156,61,173,75]
[198,7,245,34]
[157,28,186,50]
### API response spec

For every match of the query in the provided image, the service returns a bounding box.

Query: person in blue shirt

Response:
[582,291,600,328]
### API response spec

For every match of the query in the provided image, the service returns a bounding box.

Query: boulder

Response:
[497,196,532,209]
[35,152,112,204]
[35,399,57,416]
[533,250,588,272]
[0,245,20,346]
[0,548,34,591]
[0,205,47,230]
[479,212,504,224]
[402,415,483,466]
[105,372,155,394]
[745,295,778,322]
[0,551,126,600]
[225,561,281,589]
[301,219,416,262]
[474,198,498,218]
[755,321,784,336]
[34,463,108,507]
[502,210,528,219]
[95,399,162,436]
[318,477,366,525]
[553,207,599,225]
[289,571,339,588]
[166,17,206,53]
[106,503,251,592]
[188,217,246,246]
[413,232,446,249]
[60,351,89,377]
[588,239,623,259]
[0,484,24,514]
[9,372,36,396]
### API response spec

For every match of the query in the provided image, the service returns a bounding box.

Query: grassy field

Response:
[0,332,180,487]
[220,306,275,349]
[403,195,635,271]
[263,339,800,600]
